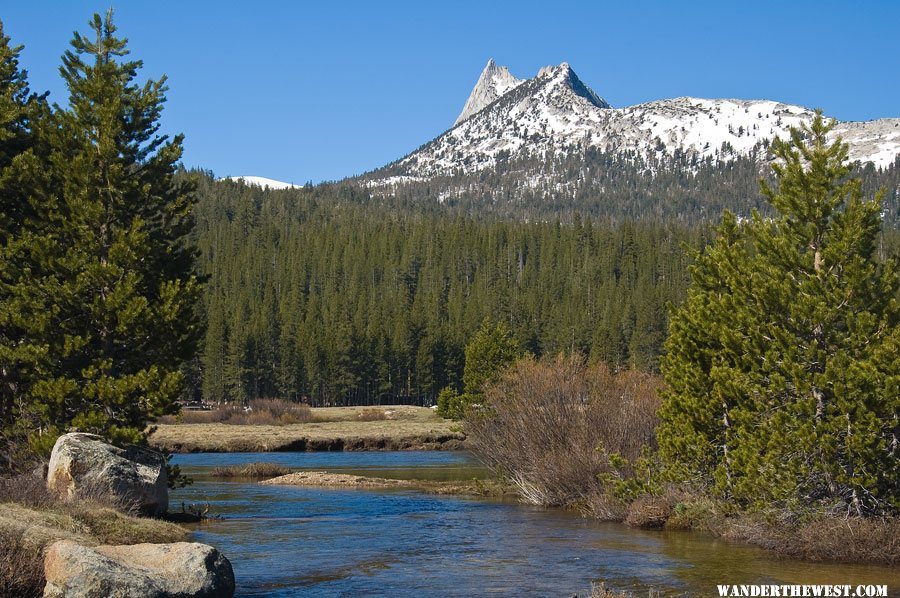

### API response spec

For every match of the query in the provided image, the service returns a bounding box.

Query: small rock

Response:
[47,432,168,515]
[44,540,235,598]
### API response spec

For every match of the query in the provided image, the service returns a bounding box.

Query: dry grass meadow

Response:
[150,405,464,452]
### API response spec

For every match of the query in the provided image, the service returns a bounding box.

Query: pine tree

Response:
[6,11,202,449]
[438,320,521,418]
[0,21,47,467]
[463,320,521,394]
[659,113,899,515]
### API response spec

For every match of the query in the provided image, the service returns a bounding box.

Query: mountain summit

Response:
[370,60,899,185]
[455,59,524,125]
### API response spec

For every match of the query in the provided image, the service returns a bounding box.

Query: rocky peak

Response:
[373,59,900,186]
[454,58,524,125]
[535,61,610,109]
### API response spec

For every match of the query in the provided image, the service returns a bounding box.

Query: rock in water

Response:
[47,432,168,514]
[43,540,235,598]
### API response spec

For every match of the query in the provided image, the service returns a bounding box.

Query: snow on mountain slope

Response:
[223,176,301,190]
[379,61,900,183]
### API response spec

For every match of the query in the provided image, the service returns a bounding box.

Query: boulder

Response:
[44,540,235,598]
[47,433,168,515]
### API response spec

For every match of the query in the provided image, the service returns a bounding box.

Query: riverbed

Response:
[170,452,898,596]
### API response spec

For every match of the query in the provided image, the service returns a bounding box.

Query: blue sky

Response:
[3,1,898,183]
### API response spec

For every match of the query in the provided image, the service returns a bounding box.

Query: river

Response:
[170,452,898,597]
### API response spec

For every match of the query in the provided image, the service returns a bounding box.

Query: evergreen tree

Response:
[463,320,521,394]
[4,11,202,450]
[659,114,899,515]
[438,320,521,418]
[0,21,46,467]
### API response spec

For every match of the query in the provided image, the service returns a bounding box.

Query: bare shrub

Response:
[0,526,44,598]
[0,472,55,508]
[730,514,900,565]
[157,405,237,424]
[225,410,278,426]
[210,462,291,479]
[159,398,313,426]
[586,367,661,463]
[581,491,627,521]
[466,354,662,507]
[625,496,672,528]
[589,582,630,598]
[356,408,389,421]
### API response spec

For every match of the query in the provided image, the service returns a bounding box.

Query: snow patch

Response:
[223,176,302,190]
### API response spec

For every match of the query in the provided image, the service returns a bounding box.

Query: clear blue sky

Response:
[3,1,898,184]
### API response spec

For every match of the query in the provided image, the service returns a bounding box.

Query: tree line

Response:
[362,141,900,226]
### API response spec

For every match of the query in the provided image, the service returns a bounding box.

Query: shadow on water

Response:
[171,452,899,597]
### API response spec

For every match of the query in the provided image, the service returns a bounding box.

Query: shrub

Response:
[730,514,900,565]
[356,408,389,422]
[210,462,291,479]
[466,354,662,507]
[158,398,313,426]
[436,387,475,420]
[624,496,671,529]
[157,407,235,424]
[0,472,55,508]
[0,526,44,598]
[665,497,726,532]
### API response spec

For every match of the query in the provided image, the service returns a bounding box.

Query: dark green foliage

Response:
[436,320,521,419]
[0,12,202,456]
[462,321,520,394]
[191,145,900,411]
[435,387,470,421]
[659,114,899,515]
[0,21,49,469]
[192,174,700,407]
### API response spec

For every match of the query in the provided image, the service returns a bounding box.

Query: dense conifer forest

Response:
[189,157,899,406]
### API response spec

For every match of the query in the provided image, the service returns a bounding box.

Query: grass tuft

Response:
[210,462,292,479]
[0,472,187,597]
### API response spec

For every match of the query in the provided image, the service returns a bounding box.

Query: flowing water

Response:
[170,452,898,597]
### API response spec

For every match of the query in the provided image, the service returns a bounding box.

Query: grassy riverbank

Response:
[614,493,900,566]
[0,474,187,597]
[150,405,464,453]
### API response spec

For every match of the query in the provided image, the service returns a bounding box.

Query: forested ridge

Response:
[190,161,899,407]
[192,175,704,406]
[364,144,900,225]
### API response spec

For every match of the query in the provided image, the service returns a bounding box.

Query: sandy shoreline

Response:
[260,470,514,498]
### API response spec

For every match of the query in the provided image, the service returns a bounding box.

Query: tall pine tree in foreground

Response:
[2,11,202,453]
[658,113,899,515]
[0,21,47,468]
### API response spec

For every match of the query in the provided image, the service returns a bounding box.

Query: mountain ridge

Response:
[366,60,900,187]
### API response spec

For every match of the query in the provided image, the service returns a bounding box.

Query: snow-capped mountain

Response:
[222,176,301,190]
[371,60,900,184]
